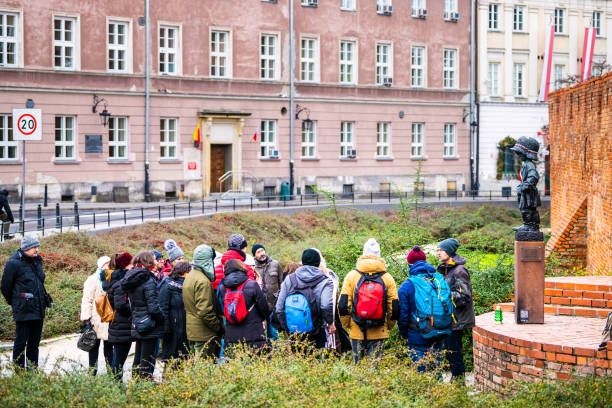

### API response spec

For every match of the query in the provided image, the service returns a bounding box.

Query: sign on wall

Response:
[85,134,103,153]
[12,109,42,141]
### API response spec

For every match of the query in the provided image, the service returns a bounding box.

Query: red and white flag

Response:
[580,27,597,81]
[538,25,555,101]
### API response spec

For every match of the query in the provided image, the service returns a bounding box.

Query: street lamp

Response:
[92,94,111,127]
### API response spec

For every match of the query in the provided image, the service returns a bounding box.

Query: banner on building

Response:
[580,27,597,82]
[538,25,555,102]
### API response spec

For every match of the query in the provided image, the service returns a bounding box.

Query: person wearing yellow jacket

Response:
[338,238,399,363]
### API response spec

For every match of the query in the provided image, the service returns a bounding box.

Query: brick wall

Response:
[546,72,612,275]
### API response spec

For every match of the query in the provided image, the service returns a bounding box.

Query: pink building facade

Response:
[0,0,471,200]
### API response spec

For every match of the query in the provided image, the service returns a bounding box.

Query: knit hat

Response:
[251,243,265,256]
[302,248,321,267]
[116,252,133,269]
[228,234,247,250]
[164,239,185,263]
[438,238,460,257]
[363,238,381,257]
[406,246,427,264]
[193,244,215,282]
[21,235,40,251]
[97,256,111,270]
[151,250,163,261]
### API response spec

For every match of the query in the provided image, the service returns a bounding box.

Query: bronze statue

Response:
[511,136,542,232]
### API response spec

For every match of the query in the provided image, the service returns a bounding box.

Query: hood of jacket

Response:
[437,254,467,274]
[356,254,386,274]
[193,244,215,281]
[294,264,326,284]
[409,260,436,276]
[121,267,152,290]
[222,267,248,289]
[221,249,246,265]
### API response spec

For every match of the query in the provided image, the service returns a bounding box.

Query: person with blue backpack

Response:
[398,246,454,372]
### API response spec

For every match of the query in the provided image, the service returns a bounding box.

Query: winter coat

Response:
[398,260,441,347]
[121,267,165,340]
[1,249,50,322]
[0,189,14,223]
[183,245,224,342]
[80,269,109,340]
[254,256,283,311]
[158,276,187,359]
[157,260,173,280]
[212,249,255,291]
[338,254,399,341]
[275,265,334,333]
[219,265,270,347]
[103,268,132,344]
[437,255,475,331]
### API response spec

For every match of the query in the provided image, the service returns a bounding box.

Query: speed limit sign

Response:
[12,108,42,141]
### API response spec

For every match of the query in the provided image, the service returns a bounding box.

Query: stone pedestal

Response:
[514,240,545,324]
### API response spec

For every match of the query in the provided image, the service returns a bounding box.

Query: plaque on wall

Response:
[520,247,543,262]
[85,134,103,153]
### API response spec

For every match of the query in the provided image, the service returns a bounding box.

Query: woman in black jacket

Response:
[120,251,164,379]
[219,259,269,351]
[158,261,190,363]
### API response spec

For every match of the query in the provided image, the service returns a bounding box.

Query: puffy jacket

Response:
[0,189,14,223]
[1,249,49,322]
[219,265,270,347]
[398,260,440,347]
[275,265,334,333]
[158,276,187,359]
[80,269,109,340]
[121,267,165,340]
[437,255,475,331]
[103,268,132,344]
[254,256,283,311]
[338,255,399,341]
[212,250,255,291]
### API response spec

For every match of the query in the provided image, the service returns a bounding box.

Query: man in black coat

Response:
[0,189,14,240]
[1,235,51,368]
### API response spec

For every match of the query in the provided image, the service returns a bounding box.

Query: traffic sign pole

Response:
[21,140,25,226]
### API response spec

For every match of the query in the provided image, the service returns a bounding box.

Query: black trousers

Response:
[111,341,132,381]
[135,338,158,379]
[444,329,466,378]
[88,339,113,375]
[13,319,44,368]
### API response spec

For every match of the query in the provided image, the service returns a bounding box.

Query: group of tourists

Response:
[1,231,474,382]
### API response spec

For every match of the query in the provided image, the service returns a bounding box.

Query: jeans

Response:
[111,342,132,381]
[409,341,443,373]
[13,319,44,368]
[88,339,113,375]
[134,338,159,379]
[266,315,278,342]
[444,329,466,378]
[350,339,385,363]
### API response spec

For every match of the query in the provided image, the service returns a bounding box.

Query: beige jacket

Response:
[80,270,109,341]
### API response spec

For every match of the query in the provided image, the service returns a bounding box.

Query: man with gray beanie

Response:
[1,235,52,368]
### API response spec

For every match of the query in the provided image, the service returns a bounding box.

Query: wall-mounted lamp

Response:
[295,104,312,131]
[92,94,111,127]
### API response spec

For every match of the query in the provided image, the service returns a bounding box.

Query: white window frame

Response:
[412,0,426,17]
[554,9,565,34]
[443,123,456,158]
[377,0,392,14]
[301,121,317,159]
[300,36,319,82]
[0,10,22,68]
[411,45,426,87]
[160,118,178,160]
[158,23,181,75]
[513,63,525,97]
[260,32,280,81]
[488,62,500,97]
[0,114,17,162]
[53,14,80,71]
[340,0,356,11]
[340,121,355,158]
[54,115,76,160]
[411,123,424,158]
[443,48,457,89]
[444,0,458,18]
[339,39,357,84]
[375,41,392,86]
[552,64,564,91]
[376,122,391,158]
[513,6,525,32]
[488,4,499,30]
[107,18,132,74]
[108,117,128,160]
[260,120,277,159]
[593,11,602,37]
[210,28,232,79]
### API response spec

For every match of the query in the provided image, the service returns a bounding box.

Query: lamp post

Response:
[289,0,295,199]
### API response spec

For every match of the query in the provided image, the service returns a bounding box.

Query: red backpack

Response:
[352,272,387,339]
[224,281,250,324]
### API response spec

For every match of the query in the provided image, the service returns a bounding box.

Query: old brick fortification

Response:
[546,72,612,275]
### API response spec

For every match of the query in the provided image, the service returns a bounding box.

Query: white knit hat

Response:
[97,256,111,270]
[363,238,381,257]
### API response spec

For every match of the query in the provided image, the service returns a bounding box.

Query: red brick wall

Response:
[547,72,612,275]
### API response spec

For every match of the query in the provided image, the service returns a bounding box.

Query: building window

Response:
[488,62,499,97]
[159,25,178,75]
[260,120,277,158]
[160,118,177,160]
[412,0,425,16]
[411,123,424,157]
[376,122,390,157]
[340,121,354,158]
[411,46,425,87]
[552,64,564,91]
[339,40,356,84]
[593,12,602,36]
[211,30,230,78]
[592,57,604,77]
[260,34,278,80]
[554,9,565,34]
[108,21,129,73]
[300,37,318,82]
[54,17,76,70]
[54,116,75,160]
[341,0,356,11]
[444,0,458,17]
[488,4,499,30]
[513,63,525,97]
[301,121,316,158]
[0,115,17,161]
[513,6,524,32]
[443,49,456,89]
[109,117,128,160]
[376,43,392,86]
[443,123,456,158]
[0,12,18,67]
[377,0,392,14]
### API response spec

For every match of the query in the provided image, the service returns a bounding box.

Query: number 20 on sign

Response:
[12,109,43,141]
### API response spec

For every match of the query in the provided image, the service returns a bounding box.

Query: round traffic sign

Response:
[17,113,37,136]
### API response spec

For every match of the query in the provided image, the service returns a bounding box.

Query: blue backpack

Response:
[408,272,454,339]
[284,274,327,334]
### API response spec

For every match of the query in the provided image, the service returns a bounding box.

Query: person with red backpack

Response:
[212,234,255,291]
[218,259,269,351]
[338,238,399,363]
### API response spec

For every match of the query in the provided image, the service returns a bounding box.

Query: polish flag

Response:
[538,25,555,102]
[581,27,597,81]
[252,131,257,142]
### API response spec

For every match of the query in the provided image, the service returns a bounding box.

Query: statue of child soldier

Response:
[511,136,542,232]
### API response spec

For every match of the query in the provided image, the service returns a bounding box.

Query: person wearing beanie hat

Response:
[406,246,427,265]
[1,234,51,368]
[252,242,283,342]
[164,239,185,265]
[211,235,255,291]
[301,248,321,267]
[115,252,133,270]
[362,238,381,257]
[437,237,475,382]
[251,243,265,257]
[228,234,247,251]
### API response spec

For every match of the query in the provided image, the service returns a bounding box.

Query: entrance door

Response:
[211,144,229,192]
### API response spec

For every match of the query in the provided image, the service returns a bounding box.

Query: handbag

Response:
[133,315,156,335]
[77,324,98,352]
[95,293,115,323]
